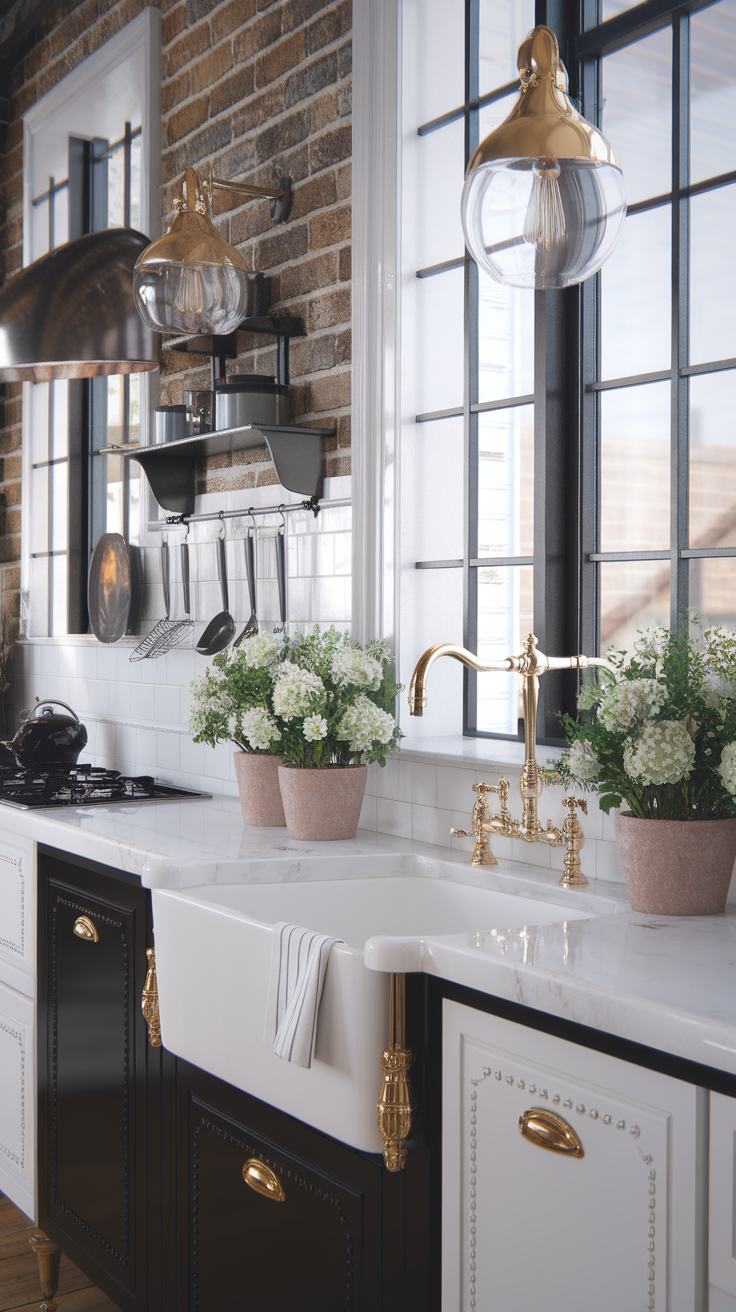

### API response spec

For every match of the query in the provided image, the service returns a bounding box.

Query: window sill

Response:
[394,735,566,771]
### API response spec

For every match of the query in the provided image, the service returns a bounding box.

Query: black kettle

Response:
[5,700,88,769]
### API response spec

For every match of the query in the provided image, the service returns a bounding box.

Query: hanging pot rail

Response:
[151,494,351,531]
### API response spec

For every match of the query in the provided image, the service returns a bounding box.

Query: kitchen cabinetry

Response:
[0,827,35,1215]
[36,846,169,1312]
[175,1060,388,1311]
[710,1093,736,1308]
[441,998,708,1312]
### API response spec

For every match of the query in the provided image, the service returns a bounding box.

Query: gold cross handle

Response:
[559,796,588,889]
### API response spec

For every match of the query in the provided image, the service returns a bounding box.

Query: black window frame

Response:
[414,0,735,745]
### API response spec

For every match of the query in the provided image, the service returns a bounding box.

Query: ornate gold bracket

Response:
[377,973,413,1172]
[559,796,588,888]
[141,945,162,1048]
[29,1229,61,1312]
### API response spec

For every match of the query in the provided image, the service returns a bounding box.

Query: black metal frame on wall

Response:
[414,0,735,743]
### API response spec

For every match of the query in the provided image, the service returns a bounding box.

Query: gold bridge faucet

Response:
[410,633,616,888]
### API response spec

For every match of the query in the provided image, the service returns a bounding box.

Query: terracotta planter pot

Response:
[615,812,736,915]
[233,752,286,827]
[278,764,368,841]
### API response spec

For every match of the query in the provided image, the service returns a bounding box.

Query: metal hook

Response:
[278,503,286,535]
[218,508,225,540]
[248,507,257,537]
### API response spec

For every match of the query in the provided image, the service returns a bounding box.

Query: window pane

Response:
[128,463,141,546]
[51,381,68,459]
[52,185,68,247]
[600,382,671,551]
[600,206,671,379]
[108,143,125,227]
[32,199,49,259]
[478,0,534,97]
[600,1,649,21]
[29,558,49,639]
[690,0,736,185]
[50,463,68,554]
[413,266,464,412]
[29,383,49,464]
[690,557,736,628]
[413,119,465,269]
[478,272,533,403]
[478,91,516,143]
[128,375,141,446]
[405,0,465,128]
[690,185,736,365]
[477,404,533,557]
[129,133,142,230]
[51,555,68,637]
[106,453,125,536]
[30,468,49,556]
[601,27,672,206]
[476,564,533,734]
[107,376,125,446]
[600,560,670,653]
[689,370,736,548]
[405,416,465,561]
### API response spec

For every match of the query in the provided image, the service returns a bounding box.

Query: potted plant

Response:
[272,626,401,840]
[554,623,736,914]
[189,632,288,826]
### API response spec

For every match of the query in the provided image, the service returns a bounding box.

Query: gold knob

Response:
[518,1108,584,1157]
[242,1159,286,1202]
[72,916,98,943]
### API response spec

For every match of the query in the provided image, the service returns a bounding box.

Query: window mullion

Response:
[464,0,481,733]
[671,11,690,631]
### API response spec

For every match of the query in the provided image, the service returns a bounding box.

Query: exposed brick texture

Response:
[0,0,352,637]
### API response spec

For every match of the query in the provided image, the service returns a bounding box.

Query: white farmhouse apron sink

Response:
[152,866,595,1153]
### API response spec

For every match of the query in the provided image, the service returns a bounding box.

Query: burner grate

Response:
[0,763,210,809]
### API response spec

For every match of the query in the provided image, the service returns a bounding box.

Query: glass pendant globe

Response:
[461,156,627,290]
[460,26,626,291]
[133,167,251,336]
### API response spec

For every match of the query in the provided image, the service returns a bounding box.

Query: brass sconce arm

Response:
[202,167,293,223]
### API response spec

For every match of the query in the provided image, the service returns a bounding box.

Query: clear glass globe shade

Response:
[461,158,627,290]
[133,259,251,335]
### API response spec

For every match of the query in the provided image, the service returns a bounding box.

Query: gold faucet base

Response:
[558,871,589,889]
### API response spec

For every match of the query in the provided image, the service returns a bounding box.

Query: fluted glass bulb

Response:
[523,159,565,251]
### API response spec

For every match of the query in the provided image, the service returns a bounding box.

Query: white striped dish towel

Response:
[263,922,343,1069]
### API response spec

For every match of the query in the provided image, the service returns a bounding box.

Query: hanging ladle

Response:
[273,507,288,636]
[196,520,236,656]
[234,511,259,647]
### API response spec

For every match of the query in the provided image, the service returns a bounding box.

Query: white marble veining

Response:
[4,795,736,1084]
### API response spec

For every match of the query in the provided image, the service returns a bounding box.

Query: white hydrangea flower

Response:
[237,631,285,669]
[598,678,667,732]
[567,738,601,782]
[337,694,396,754]
[272,663,326,719]
[303,714,328,742]
[576,684,603,712]
[718,742,736,796]
[238,707,280,751]
[623,720,695,786]
[189,675,231,734]
[330,647,382,690]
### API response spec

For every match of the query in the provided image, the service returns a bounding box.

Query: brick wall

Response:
[0,0,352,656]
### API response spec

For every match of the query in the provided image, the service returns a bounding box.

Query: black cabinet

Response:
[37,846,431,1312]
[37,845,174,1312]
[176,1061,383,1311]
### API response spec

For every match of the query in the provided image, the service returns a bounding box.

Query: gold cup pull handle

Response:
[73,916,99,943]
[242,1159,286,1202]
[518,1108,584,1157]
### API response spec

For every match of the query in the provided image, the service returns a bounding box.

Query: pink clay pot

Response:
[615,812,736,915]
[278,764,368,841]
[233,752,286,827]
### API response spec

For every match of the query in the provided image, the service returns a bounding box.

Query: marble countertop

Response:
[6,794,736,1082]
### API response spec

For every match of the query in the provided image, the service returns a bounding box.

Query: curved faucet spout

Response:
[408,643,514,717]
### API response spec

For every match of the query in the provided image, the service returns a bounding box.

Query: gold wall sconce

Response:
[460,25,626,289]
[133,165,292,336]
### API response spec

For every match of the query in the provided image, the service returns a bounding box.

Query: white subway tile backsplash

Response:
[398,761,437,807]
[376,798,413,840]
[436,764,478,813]
[154,684,181,726]
[367,758,399,800]
[412,803,453,848]
[358,793,378,832]
[595,839,626,884]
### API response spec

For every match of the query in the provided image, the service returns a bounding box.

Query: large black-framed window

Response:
[412,0,736,744]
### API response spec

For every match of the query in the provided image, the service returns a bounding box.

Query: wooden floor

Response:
[0,1192,116,1312]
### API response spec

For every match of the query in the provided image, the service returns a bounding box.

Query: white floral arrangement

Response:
[554,624,736,820]
[188,634,286,754]
[273,626,401,769]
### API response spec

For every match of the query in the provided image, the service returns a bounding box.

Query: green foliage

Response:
[551,621,736,821]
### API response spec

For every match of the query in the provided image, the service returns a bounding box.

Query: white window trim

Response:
[351,0,401,653]
[20,7,162,640]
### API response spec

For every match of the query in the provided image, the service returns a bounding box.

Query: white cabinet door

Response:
[709,1091,736,1302]
[0,831,35,997]
[442,1000,707,1312]
[0,978,35,1219]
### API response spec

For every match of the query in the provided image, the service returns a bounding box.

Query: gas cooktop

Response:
[0,763,211,810]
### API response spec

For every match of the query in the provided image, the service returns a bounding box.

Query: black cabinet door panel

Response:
[179,1070,384,1312]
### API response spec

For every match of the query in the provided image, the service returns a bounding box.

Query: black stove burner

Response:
[0,763,210,809]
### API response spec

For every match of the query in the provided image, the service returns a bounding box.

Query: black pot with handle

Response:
[7,700,88,769]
